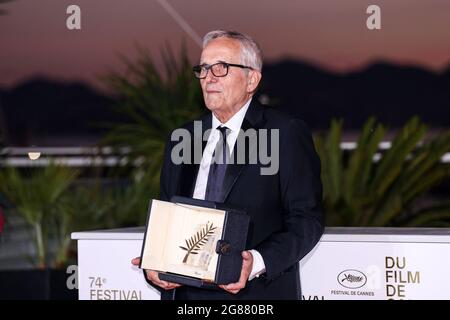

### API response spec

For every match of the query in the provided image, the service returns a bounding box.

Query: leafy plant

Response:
[179,222,217,263]
[0,162,153,268]
[0,164,80,268]
[315,117,450,227]
[100,44,204,200]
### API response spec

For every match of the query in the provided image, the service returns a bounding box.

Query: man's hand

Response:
[219,251,253,295]
[131,257,182,291]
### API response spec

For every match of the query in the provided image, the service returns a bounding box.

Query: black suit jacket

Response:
[156,100,324,300]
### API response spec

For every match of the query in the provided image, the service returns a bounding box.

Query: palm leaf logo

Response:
[179,221,217,263]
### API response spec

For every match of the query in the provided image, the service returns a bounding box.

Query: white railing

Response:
[1,145,449,167]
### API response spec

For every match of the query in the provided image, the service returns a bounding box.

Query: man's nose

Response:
[205,69,218,83]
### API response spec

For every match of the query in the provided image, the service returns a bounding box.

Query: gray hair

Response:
[202,30,263,71]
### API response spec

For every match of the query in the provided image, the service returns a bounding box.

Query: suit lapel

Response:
[178,113,212,197]
[178,101,267,201]
[219,100,267,202]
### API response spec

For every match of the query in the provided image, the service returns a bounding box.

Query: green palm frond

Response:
[401,201,450,227]
[317,117,450,227]
[344,117,385,225]
[0,164,79,267]
[371,117,427,198]
[99,44,203,200]
[314,119,343,205]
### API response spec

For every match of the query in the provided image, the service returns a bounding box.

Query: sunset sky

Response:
[1,0,449,89]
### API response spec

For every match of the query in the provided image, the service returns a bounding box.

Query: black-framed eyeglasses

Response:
[193,62,253,79]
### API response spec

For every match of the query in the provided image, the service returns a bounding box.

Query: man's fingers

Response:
[131,257,141,266]
[219,284,241,294]
[134,259,181,290]
[165,284,182,290]
[237,251,253,283]
[220,278,245,292]
[223,282,244,291]
[145,270,166,286]
[161,282,182,290]
[145,270,181,290]
[219,251,254,294]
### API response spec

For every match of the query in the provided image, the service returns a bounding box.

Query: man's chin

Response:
[204,101,223,112]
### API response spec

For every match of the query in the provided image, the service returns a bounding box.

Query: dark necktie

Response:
[204,126,230,202]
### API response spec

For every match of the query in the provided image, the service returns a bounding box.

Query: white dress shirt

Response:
[192,98,266,281]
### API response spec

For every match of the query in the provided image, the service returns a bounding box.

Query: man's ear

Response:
[247,70,262,93]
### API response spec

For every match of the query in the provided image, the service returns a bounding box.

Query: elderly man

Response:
[133,30,324,299]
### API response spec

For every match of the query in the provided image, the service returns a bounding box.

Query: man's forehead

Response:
[200,38,241,63]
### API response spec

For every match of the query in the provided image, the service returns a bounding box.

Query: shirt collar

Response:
[212,97,252,133]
